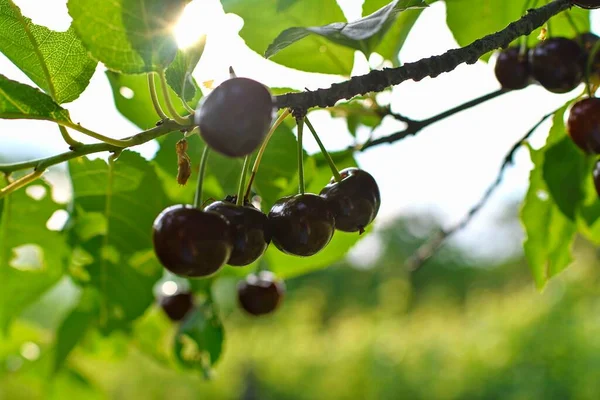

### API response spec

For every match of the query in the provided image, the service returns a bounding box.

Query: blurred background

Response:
[1,0,600,399]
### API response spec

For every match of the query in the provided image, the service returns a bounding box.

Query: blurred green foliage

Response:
[1,216,599,400]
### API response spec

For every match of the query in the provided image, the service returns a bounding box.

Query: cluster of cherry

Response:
[152,77,380,318]
[493,22,600,203]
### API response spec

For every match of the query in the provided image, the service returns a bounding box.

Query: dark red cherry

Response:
[159,292,194,321]
[195,77,274,158]
[571,0,600,9]
[152,205,233,277]
[237,271,285,316]
[594,160,600,197]
[268,194,335,257]
[319,168,380,234]
[529,37,584,93]
[204,199,270,266]
[494,47,531,90]
[567,97,600,154]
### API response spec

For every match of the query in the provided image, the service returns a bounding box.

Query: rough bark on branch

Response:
[273,0,571,110]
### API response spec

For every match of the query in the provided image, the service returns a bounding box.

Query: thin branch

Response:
[0,119,183,175]
[404,109,559,271]
[0,169,46,198]
[273,0,571,110]
[360,89,508,151]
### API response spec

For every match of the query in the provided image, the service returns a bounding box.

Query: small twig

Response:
[405,109,559,271]
[360,89,508,150]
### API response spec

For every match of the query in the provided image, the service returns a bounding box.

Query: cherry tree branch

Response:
[404,109,559,271]
[273,0,571,110]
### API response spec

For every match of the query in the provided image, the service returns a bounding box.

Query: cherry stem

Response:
[244,109,291,200]
[0,169,46,200]
[58,125,82,149]
[586,40,600,96]
[180,73,196,114]
[194,146,210,209]
[296,117,305,195]
[148,73,169,120]
[158,72,192,126]
[304,116,342,182]
[237,155,250,206]
[518,0,533,54]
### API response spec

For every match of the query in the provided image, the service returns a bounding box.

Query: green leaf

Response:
[521,107,577,290]
[542,137,588,220]
[222,0,355,75]
[577,164,600,245]
[68,151,171,330]
[0,179,69,331]
[265,0,427,61]
[165,36,206,102]
[68,0,189,73]
[54,288,99,372]
[444,0,518,62]
[362,0,424,66]
[174,302,224,377]
[541,105,588,220]
[329,99,384,137]
[106,71,201,130]
[0,0,97,103]
[0,75,71,123]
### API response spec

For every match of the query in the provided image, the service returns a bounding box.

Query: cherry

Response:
[319,168,380,234]
[529,37,584,93]
[195,77,274,158]
[576,33,600,77]
[571,0,600,9]
[494,47,531,90]
[268,194,335,257]
[152,205,233,277]
[204,199,271,266]
[237,271,285,316]
[566,97,600,154]
[159,292,194,321]
[594,160,600,197]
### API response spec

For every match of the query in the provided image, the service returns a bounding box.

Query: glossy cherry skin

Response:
[571,0,600,9]
[319,168,381,234]
[268,194,335,257]
[237,271,285,316]
[567,97,600,154]
[152,205,233,277]
[204,200,270,266]
[196,77,274,158]
[494,47,531,90]
[529,37,584,93]
[594,160,600,197]
[159,292,194,321]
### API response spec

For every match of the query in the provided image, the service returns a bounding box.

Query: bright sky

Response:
[1,0,598,265]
